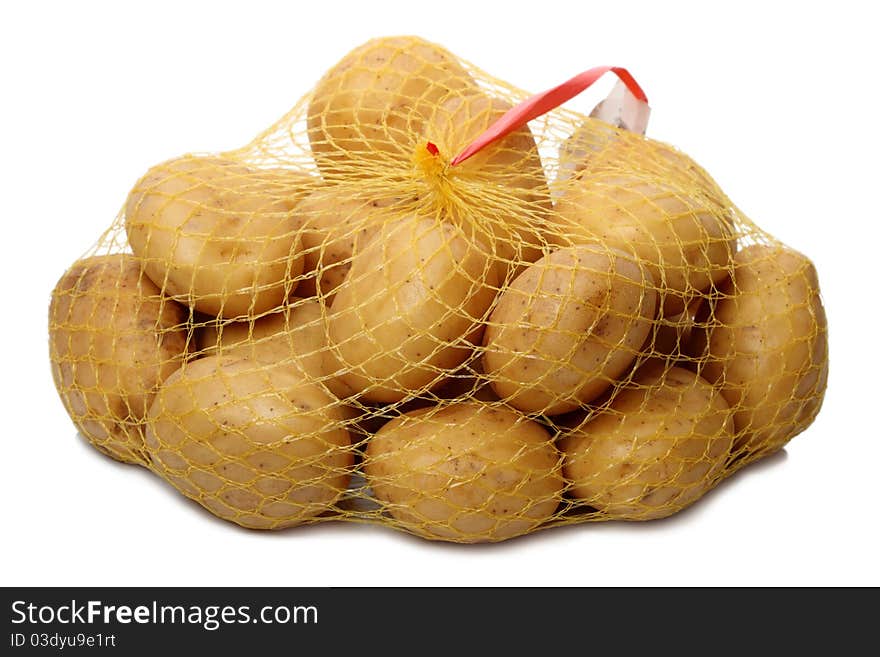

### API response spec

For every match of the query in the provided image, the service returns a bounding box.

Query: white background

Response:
[2,0,877,586]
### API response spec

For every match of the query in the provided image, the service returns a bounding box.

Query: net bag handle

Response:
[426,66,648,166]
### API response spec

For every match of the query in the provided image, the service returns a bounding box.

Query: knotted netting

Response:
[48,36,827,542]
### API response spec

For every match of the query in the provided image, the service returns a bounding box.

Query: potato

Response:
[307,36,476,174]
[419,92,553,277]
[125,155,309,318]
[145,355,353,529]
[555,118,619,190]
[690,245,828,455]
[554,170,736,317]
[561,363,734,520]
[197,310,290,360]
[49,254,188,464]
[482,244,656,415]
[290,188,408,298]
[197,299,353,400]
[365,402,562,542]
[327,216,498,402]
[557,119,728,210]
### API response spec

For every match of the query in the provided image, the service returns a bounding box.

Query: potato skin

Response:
[327,216,498,402]
[482,244,656,415]
[291,188,406,299]
[196,299,319,363]
[145,356,353,529]
[197,299,353,400]
[49,254,188,464]
[693,245,828,455]
[557,120,729,213]
[554,170,735,316]
[125,155,307,318]
[307,36,475,175]
[365,402,562,542]
[561,364,734,520]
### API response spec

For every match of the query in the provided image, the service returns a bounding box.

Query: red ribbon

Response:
[447,66,647,166]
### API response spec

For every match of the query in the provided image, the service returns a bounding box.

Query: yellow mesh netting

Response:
[47,36,828,542]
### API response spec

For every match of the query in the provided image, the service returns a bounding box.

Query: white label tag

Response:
[589,79,651,135]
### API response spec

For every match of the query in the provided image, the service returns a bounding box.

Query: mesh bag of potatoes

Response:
[48,36,828,542]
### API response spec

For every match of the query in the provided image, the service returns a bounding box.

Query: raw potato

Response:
[554,170,736,316]
[557,119,728,211]
[125,155,308,318]
[482,244,656,415]
[197,310,291,361]
[690,245,828,454]
[49,255,188,464]
[328,216,498,402]
[554,118,620,191]
[307,36,476,174]
[46,35,832,542]
[197,299,353,399]
[561,363,734,520]
[145,356,353,529]
[419,92,552,276]
[365,402,562,542]
[291,188,407,298]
